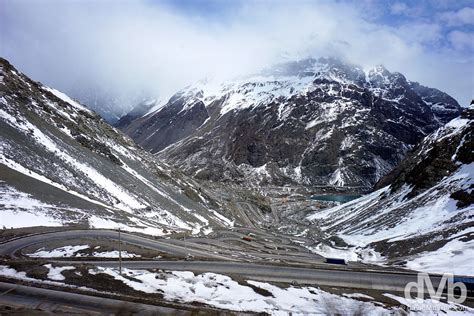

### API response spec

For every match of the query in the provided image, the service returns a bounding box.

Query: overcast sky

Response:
[1,0,473,116]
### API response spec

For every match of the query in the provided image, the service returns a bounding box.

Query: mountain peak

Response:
[118,56,462,189]
[373,64,388,73]
[367,64,391,83]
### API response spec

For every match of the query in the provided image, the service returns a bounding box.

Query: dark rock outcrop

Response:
[375,107,473,198]
[119,90,209,153]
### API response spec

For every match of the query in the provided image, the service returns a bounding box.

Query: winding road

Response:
[0,229,233,261]
[0,229,456,293]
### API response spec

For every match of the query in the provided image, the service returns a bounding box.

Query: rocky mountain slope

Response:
[0,57,239,235]
[118,58,462,191]
[307,107,473,274]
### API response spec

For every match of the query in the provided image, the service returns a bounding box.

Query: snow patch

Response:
[406,237,474,276]
[27,245,90,258]
[92,267,391,315]
[383,293,473,315]
[92,251,141,258]
[87,215,168,236]
[44,264,75,281]
[42,87,91,112]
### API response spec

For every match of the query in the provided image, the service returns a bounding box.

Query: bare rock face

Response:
[375,107,473,199]
[118,58,462,191]
[120,90,209,153]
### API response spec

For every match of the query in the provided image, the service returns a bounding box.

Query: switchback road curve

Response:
[2,229,471,295]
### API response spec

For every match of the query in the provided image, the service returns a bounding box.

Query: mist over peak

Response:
[1,0,472,121]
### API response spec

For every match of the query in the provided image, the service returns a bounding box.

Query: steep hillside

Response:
[307,108,473,274]
[0,57,236,235]
[119,58,461,190]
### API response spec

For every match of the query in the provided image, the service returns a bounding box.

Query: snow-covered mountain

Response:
[0,57,236,235]
[307,107,473,275]
[118,57,461,190]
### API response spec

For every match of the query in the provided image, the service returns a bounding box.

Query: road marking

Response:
[0,287,15,296]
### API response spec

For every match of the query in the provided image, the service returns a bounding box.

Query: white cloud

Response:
[395,23,442,45]
[1,0,472,110]
[389,2,424,17]
[391,2,409,15]
[449,31,474,51]
[439,7,474,26]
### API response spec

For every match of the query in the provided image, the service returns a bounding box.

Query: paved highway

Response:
[0,229,451,294]
[0,229,234,261]
[1,228,327,265]
[0,282,223,315]
[62,259,444,293]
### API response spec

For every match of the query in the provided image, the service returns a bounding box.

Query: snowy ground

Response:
[89,267,389,315]
[384,293,473,315]
[0,182,182,237]
[0,184,69,228]
[91,250,141,258]
[44,264,75,281]
[405,236,474,276]
[305,243,381,263]
[26,245,141,258]
[306,164,474,275]
[304,115,474,276]
[0,264,89,290]
[306,220,473,276]
[0,264,471,314]
[306,198,473,276]
[26,245,89,258]
[90,267,474,315]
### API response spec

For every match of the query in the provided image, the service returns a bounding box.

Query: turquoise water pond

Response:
[310,194,361,203]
